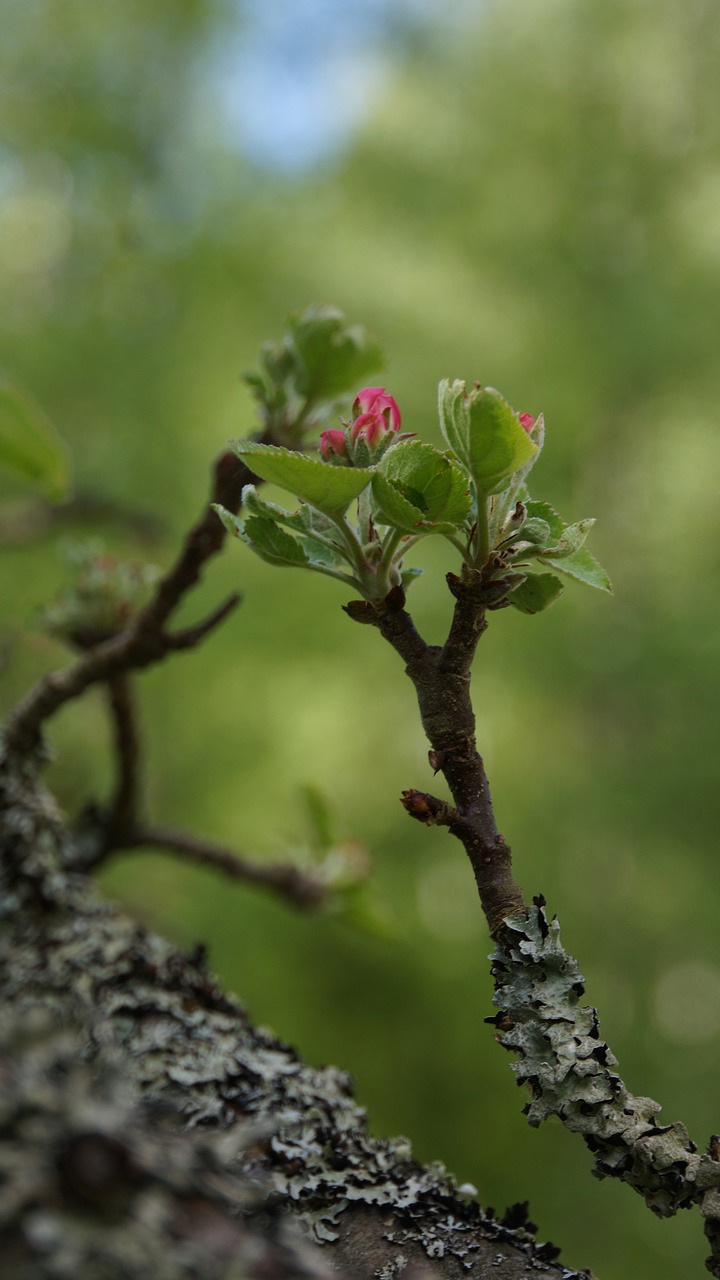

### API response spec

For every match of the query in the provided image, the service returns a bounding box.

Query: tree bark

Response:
[0,745,593,1280]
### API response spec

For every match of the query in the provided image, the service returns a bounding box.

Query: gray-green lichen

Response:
[0,1007,340,1280]
[0,748,592,1279]
[490,899,720,1269]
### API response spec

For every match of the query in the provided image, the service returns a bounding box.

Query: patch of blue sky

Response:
[215,0,461,171]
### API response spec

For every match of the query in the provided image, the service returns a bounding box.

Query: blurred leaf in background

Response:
[2,1,720,1276]
[0,382,70,501]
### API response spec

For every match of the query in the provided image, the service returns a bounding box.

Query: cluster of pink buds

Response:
[320,387,403,466]
[350,386,402,445]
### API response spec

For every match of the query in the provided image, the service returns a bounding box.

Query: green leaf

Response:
[524,499,566,542]
[231,440,372,515]
[439,381,537,495]
[438,380,473,469]
[525,500,595,558]
[301,784,335,853]
[466,387,538,494]
[289,305,384,400]
[508,572,565,614]
[520,517,552,546]
[371,472,428,530]
[400,566,424,589]
[241,515,310,567]
[213,504,309,567]
[0,382,70,501]
[371,440,471,532]
[543,546,613,593]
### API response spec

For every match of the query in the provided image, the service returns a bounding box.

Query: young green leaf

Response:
[524,499,595,558]
[438,380,473,470]
[466,387,538,495]
[543,546,613,593]
[231,440,373,515]
[519,517,552,547]
[242,484,340,545]
[0,382,70,501]
[289,305,384,400]
[524,499,566,543]
[371,440,471,532]
[214,505,310,567]
[508,571,565,614]
[238,514,310,567]
[438,381,537,495]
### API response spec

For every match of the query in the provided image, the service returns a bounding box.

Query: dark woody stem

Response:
[346,575,526,936]
[3,451,252,756]
[105,674,141,845]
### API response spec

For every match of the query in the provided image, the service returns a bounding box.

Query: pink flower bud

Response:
[351,386,402,432]
[319,428,347,461]
[349,387,402,449]
[518,413,536,434]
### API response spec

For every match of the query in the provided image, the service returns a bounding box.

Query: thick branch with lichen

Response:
[351,575,720,1276]
[0,749,588,1280]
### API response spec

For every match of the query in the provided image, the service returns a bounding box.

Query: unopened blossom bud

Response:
[351,386,402,431]
[349,387,402,457]
[319,428,348,462]
[518,413,536,434]
[350,410,392,447]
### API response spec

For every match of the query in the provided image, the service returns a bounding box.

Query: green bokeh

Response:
[2,2,720,1276]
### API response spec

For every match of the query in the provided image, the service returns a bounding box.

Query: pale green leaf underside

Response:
[242,515,310,566]
[0,382,70,501]
[214,504,308,567]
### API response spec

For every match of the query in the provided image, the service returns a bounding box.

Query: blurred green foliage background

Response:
[2,1,720,1275]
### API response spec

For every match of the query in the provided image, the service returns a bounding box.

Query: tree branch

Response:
[105,674,141,843]
[2,451,252,756]
[351,577,720,1275]
[0,749,596,1280]
[489,900,720,1274]
[355,582,526,936]
[114,823,328,910]
[87,652,326,911]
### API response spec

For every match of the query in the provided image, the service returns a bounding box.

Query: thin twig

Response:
[112,823,327,910]
[2,452,253,756]
[351,583,526,936]
[105,674,141,843]
[165,593,241,650]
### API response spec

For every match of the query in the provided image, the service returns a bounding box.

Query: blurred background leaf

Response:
[2,2,720,1276]
[0,382,70,500]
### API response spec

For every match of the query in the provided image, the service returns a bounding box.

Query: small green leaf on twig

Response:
[371,440,471,532]
[543,546,613,593]
[230,441,373,515]
[508,571,565,614]
[439,381,537,496]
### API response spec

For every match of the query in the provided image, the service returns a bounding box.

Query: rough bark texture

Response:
[0,745,592,1280]
[489,903,720,1254]
[351,578,720,1275]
